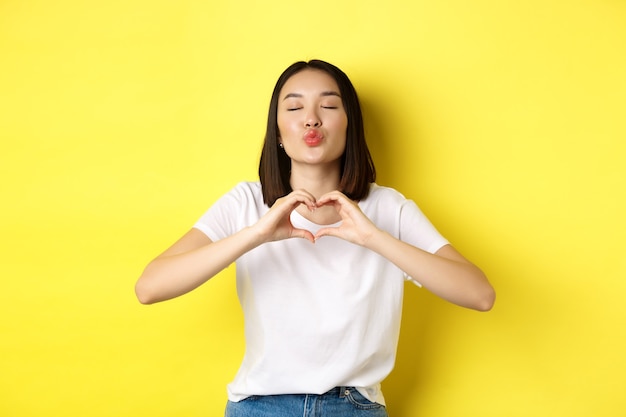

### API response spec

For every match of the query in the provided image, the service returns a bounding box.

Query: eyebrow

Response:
[282,91,341,100]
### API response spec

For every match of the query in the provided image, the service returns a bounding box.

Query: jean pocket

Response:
[343,388,385,410]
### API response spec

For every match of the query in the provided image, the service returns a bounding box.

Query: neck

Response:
[289,162,341,199]
[290,163,343,225]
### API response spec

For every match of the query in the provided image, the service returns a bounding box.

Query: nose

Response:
[305,110,321,128]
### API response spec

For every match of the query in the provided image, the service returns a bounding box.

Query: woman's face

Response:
[277,69,348,169]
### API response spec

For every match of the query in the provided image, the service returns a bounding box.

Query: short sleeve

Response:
[398,199,449,286]
[193,183,260,241]
[399,200,448,254]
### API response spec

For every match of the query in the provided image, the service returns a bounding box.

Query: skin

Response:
[278,69,347,225]
[135,69,496,311]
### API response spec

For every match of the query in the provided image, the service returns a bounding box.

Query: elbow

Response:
[136,292,154,305]
[135,261,169,305]
[135,285,152,305]
[135,278,158,305]
[474,286,496,312]
[468,267,496,312]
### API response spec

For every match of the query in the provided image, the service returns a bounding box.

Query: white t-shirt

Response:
[193,182,448,405]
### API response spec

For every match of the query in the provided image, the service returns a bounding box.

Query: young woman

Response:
[135,59,495,416]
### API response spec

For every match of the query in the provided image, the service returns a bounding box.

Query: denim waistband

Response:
[325,386,355,398]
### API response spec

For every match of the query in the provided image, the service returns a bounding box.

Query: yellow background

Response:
[1,0,625,415]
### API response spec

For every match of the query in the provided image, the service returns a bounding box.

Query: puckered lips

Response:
[304,129,324,147]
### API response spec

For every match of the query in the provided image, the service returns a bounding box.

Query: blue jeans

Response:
[225,387,389,417]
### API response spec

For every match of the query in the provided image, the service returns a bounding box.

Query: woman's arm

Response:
[135,227,261,304]
[315,191,495,311]
[135,189,318,304]
[367,237,495,311]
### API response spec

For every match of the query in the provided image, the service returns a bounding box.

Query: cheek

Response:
[336,118,348,138]
[334,113,348,131]
[277,115,296,136]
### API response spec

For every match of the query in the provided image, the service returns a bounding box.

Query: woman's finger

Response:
[290,228,316,243]
[277,189,317,212]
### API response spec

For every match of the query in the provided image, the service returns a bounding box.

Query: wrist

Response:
[240,225,267,249]
[362,227,388,251]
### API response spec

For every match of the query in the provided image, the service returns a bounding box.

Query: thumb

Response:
[290,228,316,243]
[314,226,340,241]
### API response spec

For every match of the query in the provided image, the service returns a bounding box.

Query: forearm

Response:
[135,227,260,304]
[365,230,495,311]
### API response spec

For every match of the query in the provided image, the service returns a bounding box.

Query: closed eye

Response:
[287,107,302,111]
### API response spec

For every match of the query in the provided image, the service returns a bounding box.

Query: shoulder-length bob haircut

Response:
[258,59,376,207]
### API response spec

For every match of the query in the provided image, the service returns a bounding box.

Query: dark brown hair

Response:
[258,59,376,206]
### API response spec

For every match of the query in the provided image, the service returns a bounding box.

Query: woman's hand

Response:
[253,189,318,244]
[314,191,380,246]
[314,191,494,311]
